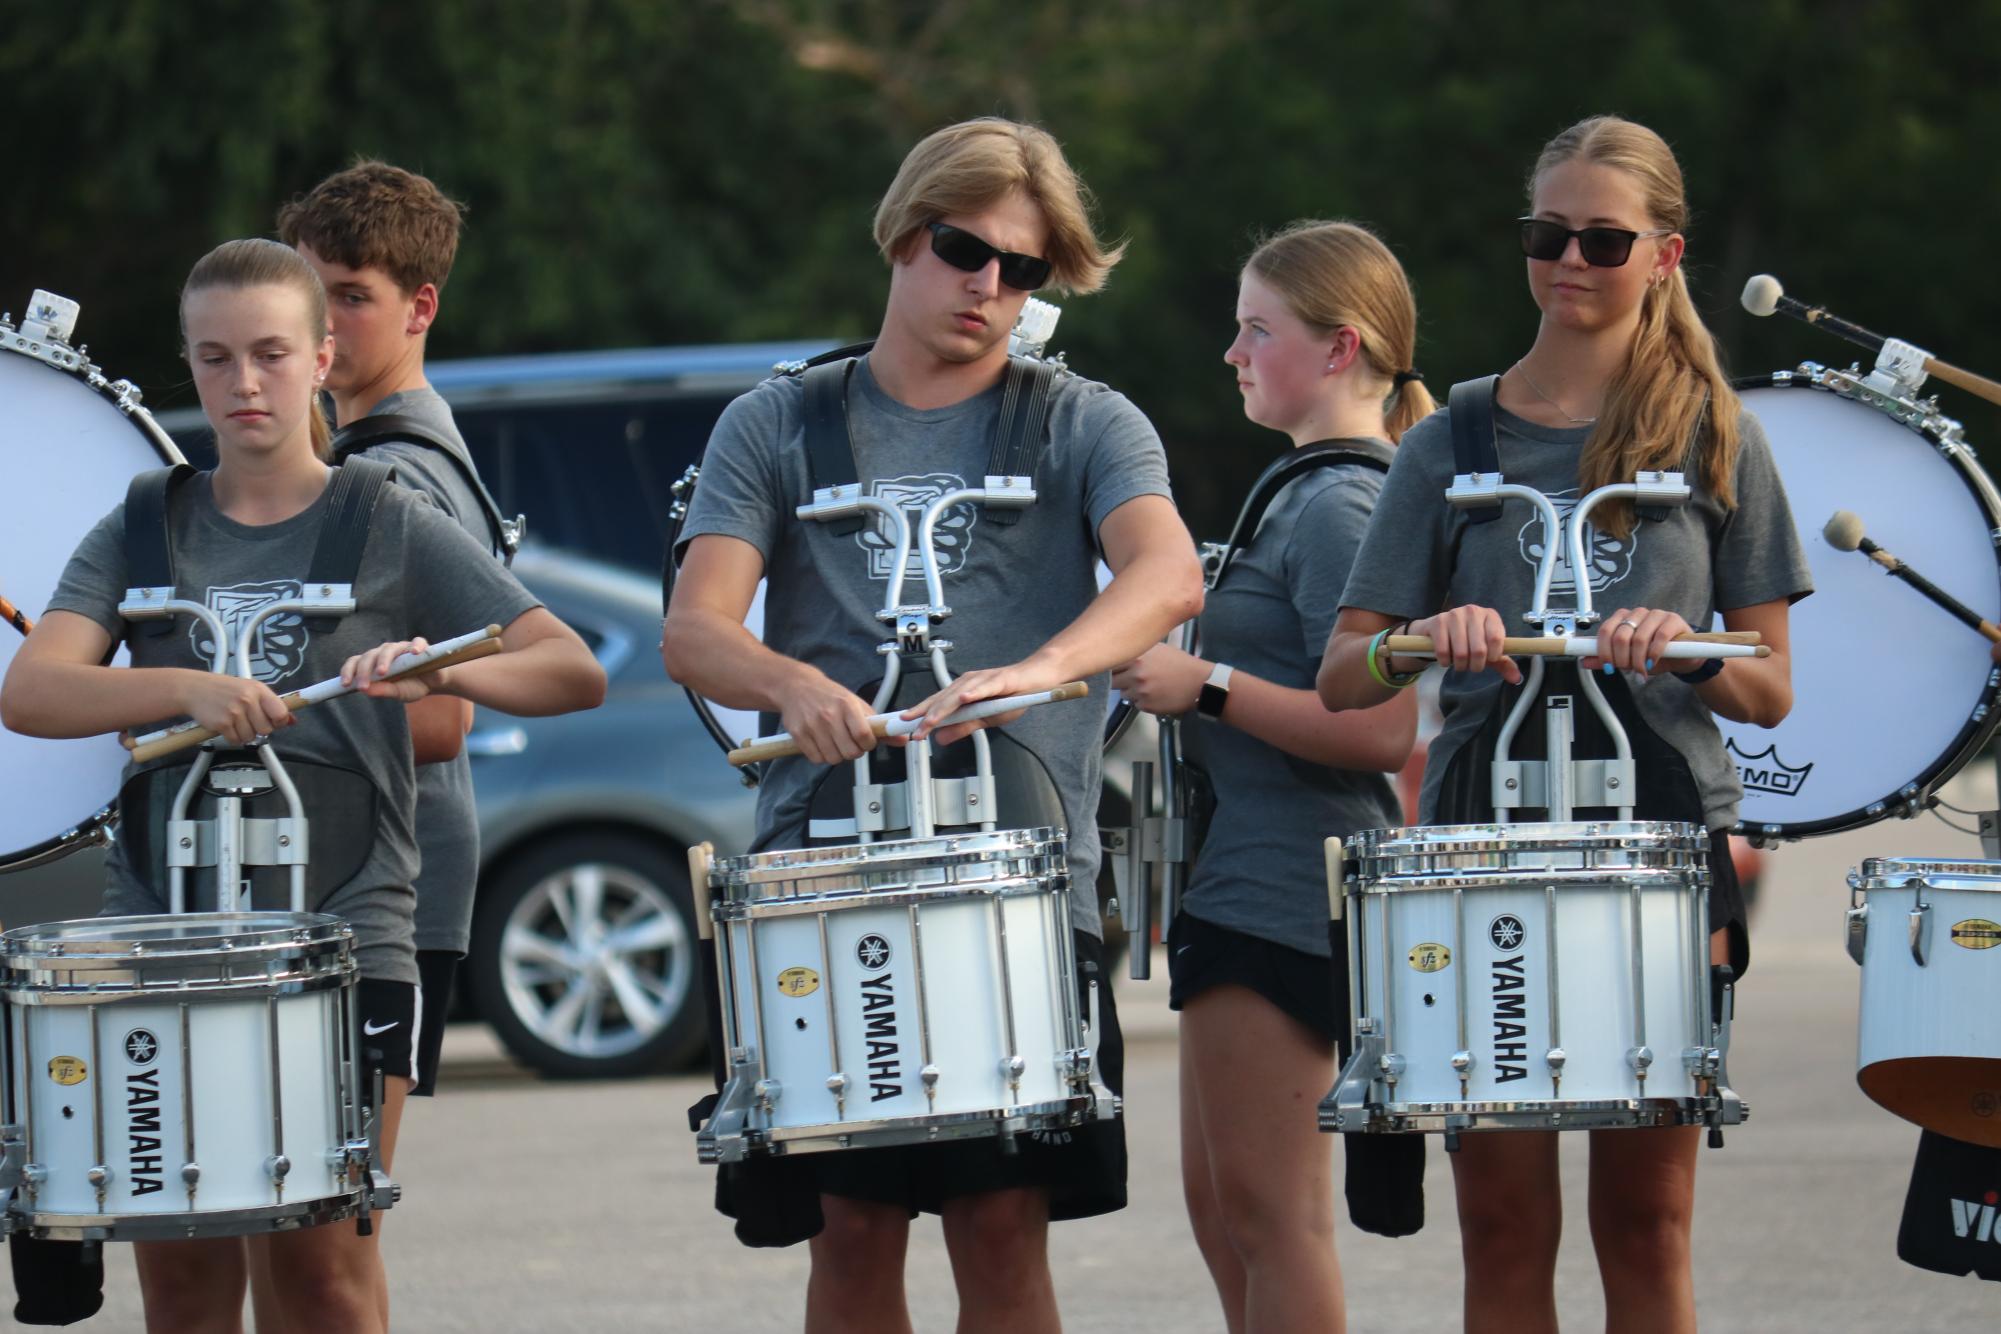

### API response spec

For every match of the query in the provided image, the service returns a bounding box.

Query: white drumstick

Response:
[1384,633,1768,661]
[125,624,504,762]
[727,682,1090,766]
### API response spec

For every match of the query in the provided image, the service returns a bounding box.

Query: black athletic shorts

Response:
[1166,911,1341,1047]
[355,978,421,1104]
[411,951,458,1097]
[814,929,1127,1222]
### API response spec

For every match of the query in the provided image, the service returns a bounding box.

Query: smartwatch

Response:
[1196,662,1234,719]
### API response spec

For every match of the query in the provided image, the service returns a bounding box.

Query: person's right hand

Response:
[1405,606,1523,684]
[177,671,293,745]
[779,669,880,766]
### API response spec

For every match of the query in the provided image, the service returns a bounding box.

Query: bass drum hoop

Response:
[662,465,1135,784]
[1731,367,2001,839]
[0,336,185,871]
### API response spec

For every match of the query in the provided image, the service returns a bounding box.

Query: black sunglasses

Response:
[1518,217,1672,268]
[926,222,1053,292]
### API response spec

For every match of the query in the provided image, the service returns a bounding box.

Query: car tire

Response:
[467,831,705,1079]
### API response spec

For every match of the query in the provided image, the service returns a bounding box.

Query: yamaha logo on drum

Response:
[1488,917,1529,1084]
[855,934,892,970]
[1726,738,1814,797]
[1489,915,1526,951]
[123,1029,160,1066]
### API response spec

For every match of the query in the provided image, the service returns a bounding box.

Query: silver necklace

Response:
[1511,362,1597,425]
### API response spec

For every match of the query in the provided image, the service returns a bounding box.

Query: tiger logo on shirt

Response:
[1518,488,1635,597]
[857,473,979,581]
[189,581,309,685]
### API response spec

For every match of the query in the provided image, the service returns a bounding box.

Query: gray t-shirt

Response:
[361,387,493,956]
[1181,441,1403,957]
[47,471,540,982]
[1340,401,1812,831]
[678,357,1173,937]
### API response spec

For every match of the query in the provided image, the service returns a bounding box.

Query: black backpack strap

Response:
[1208,444,1388,589]
[1447,377,1503,523]
[301,456,396,631]
[983,357,1059,527]
[799,359,864,536]
[122,465,199,639]
[331,412,518,564]
[1634,387,1714,525]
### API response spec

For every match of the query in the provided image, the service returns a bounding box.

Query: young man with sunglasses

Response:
[665,117,1202,1333]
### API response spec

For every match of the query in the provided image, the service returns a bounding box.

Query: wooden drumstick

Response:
[124,625,504,763]
[1384,632,1770,660]
[1324,837,1346,923]
[727,681,1091,766]
[688,842,716,944]
[0,591,31,637]
[1824,510,2001,644]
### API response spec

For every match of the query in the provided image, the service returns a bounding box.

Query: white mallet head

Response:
[1823,510,1866,553]
[1741,273,1784,318]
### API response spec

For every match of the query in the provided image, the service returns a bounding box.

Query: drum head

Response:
[1722,374,2001,837]
[0,341,181,870]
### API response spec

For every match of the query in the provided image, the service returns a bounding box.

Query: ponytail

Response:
[1385,372,1437,445]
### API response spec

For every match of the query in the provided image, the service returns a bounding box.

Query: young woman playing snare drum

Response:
[1318,117,1811,1334]
[1112,220,1422,1333]
[0,238,604,1333]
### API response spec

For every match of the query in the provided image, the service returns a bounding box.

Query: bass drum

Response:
[1721,365,2001,838]
[0,296,185,871]
[665,465,1135,781]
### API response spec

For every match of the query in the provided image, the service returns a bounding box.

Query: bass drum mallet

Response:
[1741,274,2001,410]
[1824,509,2001,644]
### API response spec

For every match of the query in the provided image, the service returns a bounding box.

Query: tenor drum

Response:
[1321,821,1743,1135]
[1847,857,2001,1148]
[0,297,186,872]
[697,827,1116,1162]
[1722,367,2001,838]
[0,912,384,1240]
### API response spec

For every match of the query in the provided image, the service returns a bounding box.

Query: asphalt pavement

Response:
[18,783,2001,1332]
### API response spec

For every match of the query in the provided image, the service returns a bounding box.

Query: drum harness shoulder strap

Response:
[1203,442,1390,591]
[796,340,1061,534]
[121,455,398,636]
[330,412,521,566]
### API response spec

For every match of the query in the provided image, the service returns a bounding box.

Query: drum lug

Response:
[919,1065,940,1105]
[1909,900,1933,967]
[0,1125,22,1193]
[1681,1045,1720,1078]
[85,1165,109,1193]
[753,1077,783,1112]
[1318,1027,1387,1132]
[1545,1047,1567,1075]
[1627,1045,1654,1078]
[1845,904,1869,966]
[825,1072,848,1114]
[264,1154,291,1184]
[1450,1049,1473,1075]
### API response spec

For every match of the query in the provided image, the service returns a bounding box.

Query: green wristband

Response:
[1367,629,1422,690]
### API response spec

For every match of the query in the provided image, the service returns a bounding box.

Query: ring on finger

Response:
[1618,620,1641,633]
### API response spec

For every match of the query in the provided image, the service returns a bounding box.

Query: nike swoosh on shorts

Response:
[363,1020,401,1036]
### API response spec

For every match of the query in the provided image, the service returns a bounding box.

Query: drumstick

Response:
[124,625,504,764]
[727,682,1091,766]
[0,592,31,637]
[1384,632,1770,661]
[1824,510,2001,644]
[1741,274,2001,411]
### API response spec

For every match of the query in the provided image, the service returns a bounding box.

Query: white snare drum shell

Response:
[1852,858,2001,1147]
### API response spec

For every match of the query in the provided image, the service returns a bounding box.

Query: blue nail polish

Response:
[1645,659,1654,673]
[1601,663,1615,676]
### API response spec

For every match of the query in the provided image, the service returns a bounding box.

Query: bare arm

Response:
[343,607,606,717]
[660,533,876,765]
[908,493,1204,742]
[1318,604,1524,713]
[1,609,294,742]
[1114,640,1415,772]
[407,695,473,764]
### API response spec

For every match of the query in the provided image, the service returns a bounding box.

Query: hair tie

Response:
[1392,369,1424,389]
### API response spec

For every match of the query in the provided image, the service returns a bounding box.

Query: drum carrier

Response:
[1319,454,1749,1147]
[692,416,1118,1163]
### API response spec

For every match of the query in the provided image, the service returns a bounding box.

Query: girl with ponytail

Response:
[1319,119,1812,1332]
[1113,219,1424,1332]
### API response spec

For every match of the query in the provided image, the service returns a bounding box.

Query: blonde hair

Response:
[1245,220,1436,442]
[180,239,333,461]
[1531,116,1740,537]
[873,118,1124,296]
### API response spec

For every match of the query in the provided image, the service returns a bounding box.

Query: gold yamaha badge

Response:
[1950,918,2001,950]
[777,966,821,997]
[1408,943,1451,973]
[47,1056,87,1086]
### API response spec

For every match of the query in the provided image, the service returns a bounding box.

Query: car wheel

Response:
[468,831,704,1078]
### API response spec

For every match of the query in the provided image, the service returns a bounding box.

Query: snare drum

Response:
[0,912,388,1240]
[1722,367,2001,838]
[1846,857,2001,1148]
[697,827,1117,1162]
[1321,821,1744,1135]
[0,297,186,872]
